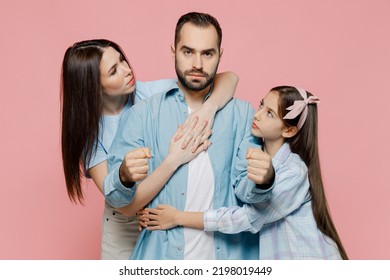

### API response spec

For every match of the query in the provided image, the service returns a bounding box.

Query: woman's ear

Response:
[282,126,298,139]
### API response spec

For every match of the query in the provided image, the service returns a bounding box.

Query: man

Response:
[104,12,274,259]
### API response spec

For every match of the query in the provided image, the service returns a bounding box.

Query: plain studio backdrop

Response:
[0,0,389,259]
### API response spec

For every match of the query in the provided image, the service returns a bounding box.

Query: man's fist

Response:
[119,147,152,185]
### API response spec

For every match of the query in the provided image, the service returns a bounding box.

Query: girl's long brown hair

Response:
[271,86,348,260]
[60,39,133,203]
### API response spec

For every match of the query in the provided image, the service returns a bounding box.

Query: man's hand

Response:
[246,148,274,185]
[119,147,152,185]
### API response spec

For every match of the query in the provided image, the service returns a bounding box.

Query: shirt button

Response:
[181,192,185,196]
[178,246,182,251]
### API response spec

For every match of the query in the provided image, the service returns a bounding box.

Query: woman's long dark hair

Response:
[60,39,133,203]
[271,86,348,260]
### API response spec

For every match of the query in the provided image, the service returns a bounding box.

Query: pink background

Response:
[0,0,389,260]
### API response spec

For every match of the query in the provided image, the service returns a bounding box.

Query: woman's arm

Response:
[90,118,210,216]
[205,71,238,113]
[88,161,107,194]
[116,120,211,216]
[175,71,239,148]
[89,154,151,216]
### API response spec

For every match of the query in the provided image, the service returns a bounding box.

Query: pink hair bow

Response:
[283,88,320,131]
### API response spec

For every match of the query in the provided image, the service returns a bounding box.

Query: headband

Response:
[283,87,320,131]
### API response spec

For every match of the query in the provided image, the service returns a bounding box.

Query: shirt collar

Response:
[165,81,214,104]
[271,142,292,172]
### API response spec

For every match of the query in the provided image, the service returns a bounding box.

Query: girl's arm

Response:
[141,204,257,234]
[143,162,309,234]
[143,204,258,234]
[141,205,204,230]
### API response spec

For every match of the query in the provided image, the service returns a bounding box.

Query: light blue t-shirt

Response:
[104,82,261,260]
[85,79,176,173]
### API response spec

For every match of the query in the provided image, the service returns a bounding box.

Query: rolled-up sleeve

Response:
[103,102,146,208]
[204,206,257,234]
[104,165,138,207]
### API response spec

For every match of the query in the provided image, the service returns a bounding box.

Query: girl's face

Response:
[100,46,135,96]
[252,91,287,141]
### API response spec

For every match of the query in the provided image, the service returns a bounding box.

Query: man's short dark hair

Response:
[174,12,222,50]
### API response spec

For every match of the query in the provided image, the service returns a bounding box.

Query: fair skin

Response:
[89,43,238,215]
[172,22,223,110]
[99,46,135,115]
[141,91,297,230]
[118,22,235,187]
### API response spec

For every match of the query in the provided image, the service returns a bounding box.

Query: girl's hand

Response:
[166,122,212,167]
[137,209,149,231]
[141,205,180,230]
[246,148,274,185]
[174,103,216,151]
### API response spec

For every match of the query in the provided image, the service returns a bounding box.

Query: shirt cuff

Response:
[203,210,218,232]
[104,165,137,208]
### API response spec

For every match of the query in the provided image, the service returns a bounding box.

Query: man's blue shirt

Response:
[104,82,261,259]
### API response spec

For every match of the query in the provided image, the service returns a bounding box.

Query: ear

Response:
[219,48,224,59]
[282,126,298,139]
[170,44,175,61]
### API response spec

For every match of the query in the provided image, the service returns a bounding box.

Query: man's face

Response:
[172,23,223,92]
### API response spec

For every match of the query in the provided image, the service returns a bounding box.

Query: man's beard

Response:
[175,64,217,91]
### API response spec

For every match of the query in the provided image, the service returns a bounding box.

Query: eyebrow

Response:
[180,45,217,54]
[269,107,279,116]
[108,63,117,74]
[202,48,217,53]
[108,53,122,74]
[262,100,280,117]
[180,45,194,51]
[269,106,281,118]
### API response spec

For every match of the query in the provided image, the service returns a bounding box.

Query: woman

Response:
[60,39,238,259]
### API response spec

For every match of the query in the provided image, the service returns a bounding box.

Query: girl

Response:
[60,39,237,259]
[142,86,348,260]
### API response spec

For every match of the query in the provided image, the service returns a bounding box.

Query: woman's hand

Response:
[166,120,212,167]
[174,103,216,151]
[141,205,180,231]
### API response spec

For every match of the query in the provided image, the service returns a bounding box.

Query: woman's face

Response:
[100,46,135,96]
